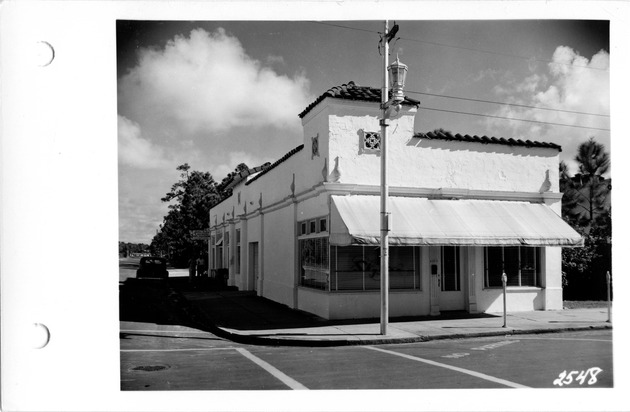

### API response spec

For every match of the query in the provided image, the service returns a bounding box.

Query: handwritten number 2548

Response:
[553,368,602,386]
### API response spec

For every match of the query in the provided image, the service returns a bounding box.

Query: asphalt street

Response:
[119,257,613,391]
[120,260,613,391]
[120,324,612,390]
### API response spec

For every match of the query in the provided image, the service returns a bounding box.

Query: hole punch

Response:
[30,323,50,349]
[34,41,55,67]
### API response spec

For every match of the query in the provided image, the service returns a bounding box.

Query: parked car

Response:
[136,256,169,279]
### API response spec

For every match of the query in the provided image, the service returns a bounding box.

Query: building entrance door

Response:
[249,242,259,292]
[429,246,466,314]
[438,246,466,311]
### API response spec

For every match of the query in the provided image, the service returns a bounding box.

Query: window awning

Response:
[330,195,583,247]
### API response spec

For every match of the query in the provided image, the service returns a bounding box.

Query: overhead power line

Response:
[419,106,610,132]
[406,90,610,118]
[397,36,608,72]
[309,21,608,72]
[311,21,375,34]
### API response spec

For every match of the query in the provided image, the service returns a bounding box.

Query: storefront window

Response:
[484,246,540,287]
[330,245,421,291]
[299,237,329,290]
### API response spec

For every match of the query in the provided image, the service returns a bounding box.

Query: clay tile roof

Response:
[245,144,305,186]
[414,130,562,151]
[298,81,421,119]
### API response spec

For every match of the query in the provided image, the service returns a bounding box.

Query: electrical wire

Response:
[309,21,609,72]
[419,106,610,132]
[308,21,611,130]
[407,90,610,117]
[398,35,608,72]
[311,21,376,34]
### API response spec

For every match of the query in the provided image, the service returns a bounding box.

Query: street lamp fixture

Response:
[388,55,408,104]
[382,55,408,118]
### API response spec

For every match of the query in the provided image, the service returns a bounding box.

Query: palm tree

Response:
[565,138,611,226]
[576,136,610,176]
[559,161,580,223]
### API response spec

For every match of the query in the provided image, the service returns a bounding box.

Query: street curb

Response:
[168,286,613,347]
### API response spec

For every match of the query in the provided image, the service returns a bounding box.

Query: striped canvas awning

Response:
[330,195,583,247]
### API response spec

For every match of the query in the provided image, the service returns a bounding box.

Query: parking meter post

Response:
[606,271,612,323]
[502,272,507,328]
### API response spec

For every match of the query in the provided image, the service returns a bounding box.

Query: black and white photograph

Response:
[118,19,613,391]
[2,2,629,411]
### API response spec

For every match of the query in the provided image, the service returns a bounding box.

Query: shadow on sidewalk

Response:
[167,277,500,332]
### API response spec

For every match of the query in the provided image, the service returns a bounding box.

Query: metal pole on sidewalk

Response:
[606,271,612,323]
[380,19,390,336]
[502,272,507,328]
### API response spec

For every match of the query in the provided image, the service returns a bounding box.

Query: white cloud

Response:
[485,46,610,168]
[118,115,170,168]
[118,28,312,136]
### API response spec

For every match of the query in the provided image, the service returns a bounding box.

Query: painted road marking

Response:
[471,340,519,351]
[365,346,530,389]
[121,347,308,390]
[442,340,519,358]
[235,348,308,390]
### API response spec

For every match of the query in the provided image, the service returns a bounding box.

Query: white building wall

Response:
[326,102,415,187]
[301,105,331,190]
[244,214,261,292]
[262,205,297,307]
[314,99,559,193]
[399,140,558,193]
[542,247,563,310]
[297,193,329,223]
[297,289,428,320]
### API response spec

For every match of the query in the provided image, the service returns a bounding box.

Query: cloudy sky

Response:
[117,20,610,244]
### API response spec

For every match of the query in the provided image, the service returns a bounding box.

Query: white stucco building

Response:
[208,81,583,320]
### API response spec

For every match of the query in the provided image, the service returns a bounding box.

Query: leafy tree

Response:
[562,209,611,300]
[151,164,222,267]
[119,242,149,257]
[149,163,252,267]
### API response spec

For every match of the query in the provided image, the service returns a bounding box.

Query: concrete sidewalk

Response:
[170,280,612,346]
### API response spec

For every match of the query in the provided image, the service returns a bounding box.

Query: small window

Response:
[319,218,328,233]
[363,131,381,151]
[300,222,307,235]
[309,220,317,234]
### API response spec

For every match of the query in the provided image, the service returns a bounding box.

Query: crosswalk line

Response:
[364,346,530,388]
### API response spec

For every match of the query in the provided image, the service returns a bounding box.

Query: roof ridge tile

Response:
[299,81,420,119]
[413,132,561,152]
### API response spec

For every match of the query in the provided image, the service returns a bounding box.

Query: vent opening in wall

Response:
[359,130,381,154]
